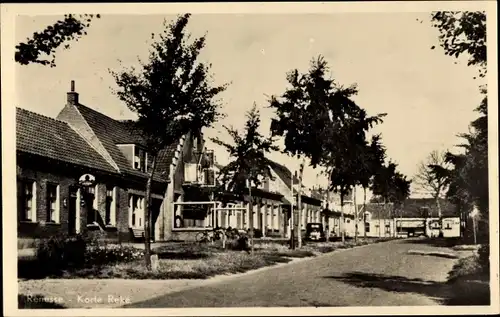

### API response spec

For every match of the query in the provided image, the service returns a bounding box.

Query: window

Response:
[385,223,391,234]
[365,222,370,233]
[129,194,144,227]
[132,196,138,226]
[105,186,116,226]
[19,180,36,221]
[86,185,97,224]
[46,183,59,223]
[134,146,146,172]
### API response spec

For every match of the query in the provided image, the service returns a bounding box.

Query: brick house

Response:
[16,81,212,242]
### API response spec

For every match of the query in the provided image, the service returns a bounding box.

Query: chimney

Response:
[67,80,79,105]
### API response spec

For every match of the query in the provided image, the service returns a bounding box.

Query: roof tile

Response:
[16,108,117,174]
[73,104,177,182]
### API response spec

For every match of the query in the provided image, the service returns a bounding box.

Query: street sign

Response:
[79,174,96,187]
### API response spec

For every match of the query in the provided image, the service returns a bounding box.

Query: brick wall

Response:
[17,164,135,241]
[18,167,73,238]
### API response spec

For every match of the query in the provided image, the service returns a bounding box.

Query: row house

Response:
[310,187,357,238]
[16,81,324,243]
[17,81,206,242]
[171,157,324,240]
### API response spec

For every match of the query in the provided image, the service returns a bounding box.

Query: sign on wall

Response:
[79,174,96,187]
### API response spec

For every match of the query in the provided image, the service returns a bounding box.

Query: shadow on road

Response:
[325,272,490,306]
[401,238,464,248]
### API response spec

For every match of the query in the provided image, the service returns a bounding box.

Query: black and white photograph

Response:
[1,1,498,315]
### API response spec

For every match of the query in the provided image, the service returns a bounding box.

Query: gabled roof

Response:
[267,160,300,190]
[16,108,117,174]
[402,198,457,218]
[70,103,177,182]
[359,203,394,220]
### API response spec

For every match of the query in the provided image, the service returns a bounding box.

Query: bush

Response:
[478,243,489,275]
[447,255,482,283]
[229,236,250,252]
[252,228,263,238]
[33,234,144,276]
[35,234,88,274]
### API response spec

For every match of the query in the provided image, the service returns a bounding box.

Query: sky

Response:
[14,12,486,199]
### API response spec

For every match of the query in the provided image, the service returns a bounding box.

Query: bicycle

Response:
[195,227,226,243]
[195,229,215,243]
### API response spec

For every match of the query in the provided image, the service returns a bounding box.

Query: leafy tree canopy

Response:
[268,55,385,199]
[110,13,228,156]
[371,161,411,206]
[430,11,486,77]
[269,55,384,167]
[211,104,278,198]
[16,14,101,67]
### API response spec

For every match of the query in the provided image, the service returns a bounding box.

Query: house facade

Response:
[170,157,323,240]
[17,81,204,243]
[16,81,324,243]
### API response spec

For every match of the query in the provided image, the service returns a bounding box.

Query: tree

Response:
[430,11,486,78]
[391,171,412,235]
[269,56,385,244]
[371,162,411,236]
[15,14,100,67]
[414,150,450,233]
[211,104,278,253]
[356,134,386,239]
[429,95,488,242]
[428,10,488,246]
[110,14,227,269]
[371,161,407,236]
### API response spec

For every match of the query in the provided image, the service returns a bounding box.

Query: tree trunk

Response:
[143,155,157,271]
[363,187,367,239]
[326,184,331,238]
[340,190,345,243]
[297,158,305,249]
[379,198,384,238]
[436,194,443,237]
[353,187,358,243]
[248,180,254,254]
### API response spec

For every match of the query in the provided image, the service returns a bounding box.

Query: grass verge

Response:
[444,254,490,305]
[19,237,396,280]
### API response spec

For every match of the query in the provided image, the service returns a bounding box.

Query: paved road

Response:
[127,239,459,307]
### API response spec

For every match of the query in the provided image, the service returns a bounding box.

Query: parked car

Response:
[305,223,326,242]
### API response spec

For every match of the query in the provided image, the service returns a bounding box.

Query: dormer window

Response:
[117,144,149,173]
[134,145,147,172]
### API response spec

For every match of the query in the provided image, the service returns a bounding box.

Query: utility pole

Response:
[290,170,295,249]
[247,178,254,254]
[353,186,358,243]
[297,161,305,249]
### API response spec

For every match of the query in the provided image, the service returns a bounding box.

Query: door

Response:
[68,186,78,235]
[236,212,242,229]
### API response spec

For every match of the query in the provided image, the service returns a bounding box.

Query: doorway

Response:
[150,198,162,241]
